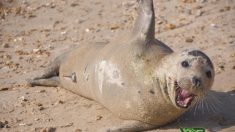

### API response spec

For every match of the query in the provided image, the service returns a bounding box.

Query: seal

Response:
[28,0,215,131]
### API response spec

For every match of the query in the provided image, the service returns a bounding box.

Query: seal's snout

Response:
[192,76,201,87]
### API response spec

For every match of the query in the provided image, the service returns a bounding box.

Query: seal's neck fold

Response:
[132,0,155,43]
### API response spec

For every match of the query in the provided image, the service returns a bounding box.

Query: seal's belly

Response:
[59,44,106,99]
[99,80,183,125]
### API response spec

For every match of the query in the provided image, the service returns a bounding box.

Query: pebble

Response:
[232,66,235,70]
[0,121,8,128]
[210,23,217,28]
[85,28,90,32]
[19,123,32,126]
[96,115,103,121]
[19,96,28,102]
[3,54,11,59]
[0,66,11,73]
[224,6,231,11]
[5,60,12,65]
[37,103,43,106]
[45,3,56,8]
[195,5,203,9]
[40,128,47,132]
[47,45,54,50]
[34,118,40,121]
[28,14,36,18]
[0,87,9,91]
[19,123,26,126]
[229,40,234,44]
[2,43,10,48]
[167,24,176,30]
[40,127,56,132]
[60,31,67,35]
[15,50,29,55]
[185,37,194,43]
[230,54,235,57]
[17,37,23,41]
[70,3,79,7]
[196,10,203,16]
[37,89,46,93]
[39,106,45,111]
[219,65,225,70]
[51,3,56,8]
[54,100,64,105]
[110,26,120,30]
[157,20,163,25]
[196,0,206,3]
[75,129,82,132]
[181,0,195,3]
[219,6,231,12]
[33,48,40,53]
[61,122,73,128]
[14,7,22,15]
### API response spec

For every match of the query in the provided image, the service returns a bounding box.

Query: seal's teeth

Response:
[177,95,179,100]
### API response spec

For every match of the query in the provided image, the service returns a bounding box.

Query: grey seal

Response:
[28,0,215,131]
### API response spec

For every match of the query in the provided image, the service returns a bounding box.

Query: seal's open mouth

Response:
[175,81,195,108]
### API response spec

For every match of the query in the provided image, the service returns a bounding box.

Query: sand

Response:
[0,0,235,131]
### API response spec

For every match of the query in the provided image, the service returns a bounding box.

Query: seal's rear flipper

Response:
[26,59,60,87]
[33,56,63,80]
[32,50,71,80]
[27,77,60,87]
[100,120,157,132]
[27,51,70,87]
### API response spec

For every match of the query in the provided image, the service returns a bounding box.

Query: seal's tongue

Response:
[177,89,195,108]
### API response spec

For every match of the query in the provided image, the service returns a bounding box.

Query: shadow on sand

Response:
[161,90,235,131]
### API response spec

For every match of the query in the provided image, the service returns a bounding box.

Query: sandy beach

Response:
[1,0,235,131]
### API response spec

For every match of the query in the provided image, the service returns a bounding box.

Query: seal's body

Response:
[28,0,215,131]
[59,36,181,125]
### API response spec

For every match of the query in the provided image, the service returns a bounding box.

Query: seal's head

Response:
[163,50,215,109]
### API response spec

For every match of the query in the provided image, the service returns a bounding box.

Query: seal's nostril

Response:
[192,76,201,87]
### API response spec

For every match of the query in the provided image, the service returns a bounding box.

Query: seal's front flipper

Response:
[131,0,173,56]
[132,0,155,43]
[27,77,60,87]
[101,120,157,132]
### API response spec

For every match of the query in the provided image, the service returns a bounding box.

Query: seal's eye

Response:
[206,71,212,78]
[181,61,189,68]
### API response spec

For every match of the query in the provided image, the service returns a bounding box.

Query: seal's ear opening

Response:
[132,0,155,43]
[188,50,214,69]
